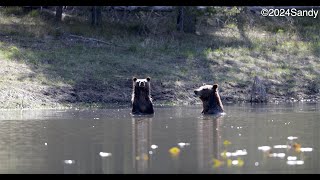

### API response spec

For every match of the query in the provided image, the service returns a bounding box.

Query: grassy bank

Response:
[0,7,319,109]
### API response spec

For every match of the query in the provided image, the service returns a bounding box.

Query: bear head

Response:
[194,83,224,114]
[132,77,151,96]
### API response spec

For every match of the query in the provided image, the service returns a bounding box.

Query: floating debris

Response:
[169,147,181,157]
[136,153,149,161]
[292,143,301,153]
[225,152,232,157]
[227,159,232,167]
[64,160,75,165]
[288,136,298,140]
[178,142,190,148]
[142,153,149,160]
[151,145,158,149]
[212,158,224,168]
[237,158,244,167]
[221,150,228,159]
[300,148,313,152]
[287,160,304,165]
[269,153,286,158]
[258,146,271,151]
[273,145,288,149]
[93,118,99,120]
[232,158,244,167]
[234,149,247,156]
[287,156,297,160]
[231,160,239,165]
[99,152,112,157]
[44,143,47,146]
[224,149,248,157]
[223,140,231,146]
[255,162,259,166]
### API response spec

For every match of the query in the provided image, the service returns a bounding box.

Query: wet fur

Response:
[194,84,224,115]
[131,77,154,115]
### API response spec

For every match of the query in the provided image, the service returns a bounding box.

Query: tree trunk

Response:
[91,6,102,26]
[55,6,63,22]
[176,6,196,33]
[250,76,267,103]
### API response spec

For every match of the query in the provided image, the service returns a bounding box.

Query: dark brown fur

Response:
[194,84,224,115]
[131,77,154,115]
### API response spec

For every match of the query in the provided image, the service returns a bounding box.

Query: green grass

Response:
[0,7,319,108]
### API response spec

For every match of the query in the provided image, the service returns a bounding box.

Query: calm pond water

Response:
[0,103,319,174]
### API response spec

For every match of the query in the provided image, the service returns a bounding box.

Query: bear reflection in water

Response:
[131,115,153,173]
[197,115,225,171]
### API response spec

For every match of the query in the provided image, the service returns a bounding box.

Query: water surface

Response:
[0,103,319,174]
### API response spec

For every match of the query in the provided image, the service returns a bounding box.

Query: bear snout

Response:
[139,81,146,87]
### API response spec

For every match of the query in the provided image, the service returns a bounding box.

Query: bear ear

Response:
[203,83,206,86]
[213,84,218,90]
[146,77,151,82]
[133,77,137,82]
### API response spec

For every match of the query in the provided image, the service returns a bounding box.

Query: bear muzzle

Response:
[139,81,146,87]
[194,90,201,97]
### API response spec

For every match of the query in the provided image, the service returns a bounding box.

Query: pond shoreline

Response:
[0,98,319,111]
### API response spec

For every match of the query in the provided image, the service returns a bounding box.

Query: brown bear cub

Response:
[131,77,154,115]
[194,83,225,115]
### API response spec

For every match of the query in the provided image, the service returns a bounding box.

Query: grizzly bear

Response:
[131,77,154,115]
[194,83,224,115]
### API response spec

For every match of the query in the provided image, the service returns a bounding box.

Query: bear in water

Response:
[131,77,154,115]
[194,83,224,115]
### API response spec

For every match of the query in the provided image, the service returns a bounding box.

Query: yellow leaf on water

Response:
[142,153,149,161]
[169,147,181,157]
[223,140,231,146]
[212,158,224,168]
[227,159,232,167]
[293,143,301,153]
[221,150,227,159]
[237,157,244,167]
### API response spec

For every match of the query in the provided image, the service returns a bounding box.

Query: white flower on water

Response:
[287,136,298,140]
[258,146,271,151]
[151,145,158,149]
[178,142,190,148]
[99,152,112,157]
[64,160,75,164]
